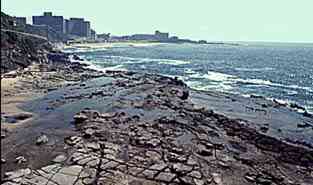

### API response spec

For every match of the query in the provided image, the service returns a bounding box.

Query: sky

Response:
[2,0,313,43]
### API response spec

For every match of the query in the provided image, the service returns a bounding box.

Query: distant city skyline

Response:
[2,0,313,43]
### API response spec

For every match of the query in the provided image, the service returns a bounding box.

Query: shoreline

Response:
[64,42,313,115]
[1,52,313,184]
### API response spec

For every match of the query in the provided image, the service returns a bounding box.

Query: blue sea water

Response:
[65,42,313,113]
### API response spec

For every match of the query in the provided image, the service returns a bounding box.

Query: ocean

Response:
[64,42,313,113]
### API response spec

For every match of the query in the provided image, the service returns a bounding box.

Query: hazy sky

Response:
[2,0,313,42]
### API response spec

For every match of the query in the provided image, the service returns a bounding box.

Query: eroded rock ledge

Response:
[2,69,313,185]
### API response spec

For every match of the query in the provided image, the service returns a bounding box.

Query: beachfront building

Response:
[66,18,91,38]
[90,29,97,40]
[155,30,169,41]
[32,12,66,34]
[129,31,170,41]
[130,34,156,41]
[14,17,27,25]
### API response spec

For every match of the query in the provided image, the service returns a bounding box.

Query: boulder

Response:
[15,156,27,164]
[73,113,88,124]
[52,154,67,163]
[36,134,49,145]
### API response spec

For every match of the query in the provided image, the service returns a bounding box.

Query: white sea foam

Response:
[205,71,236,82]
[100,55,190,66]
[184,68,197,74]
[234,78,273,86]
[158,59,190,65]
[187,70,313,95]
[235,67,274,72]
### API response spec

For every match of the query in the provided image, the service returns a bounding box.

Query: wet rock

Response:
[290,103,306,111]
[36,134,49,145]
[197,144,213,156]
[91,90,104,96]
[150,163,167,171]
[297,122,312,128]
[65,136,82,146]
[187,157,198,166]
[146,151,161,161]
[73,113,88,124]
[171,163,193,174]
[4,113,32,123]
[166,152,188,163]
[15,156,27,164]
[189,170,202,179]
[260,126,269,133]
[244,173,257,182]
[1,132,6,139]
[303,111,313,118]
[256,177,272,185]
[212,173,223,185]
[4,168,32,181]
[52,154,67,163]
[73,54,83,61]
[155,172,176,182]
[86,142,100,150]
[84,128,95,138]
[146,138,161,147]
[181,90,189,100]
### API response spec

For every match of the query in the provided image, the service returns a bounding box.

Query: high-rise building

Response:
[83,21,91,38]
[90,29,97,40]
[14,17,27,25]
[66,18,91,38]
[32,12,65,34]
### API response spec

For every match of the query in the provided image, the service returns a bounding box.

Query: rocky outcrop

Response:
[1,12,54,74]
[2,69,312,185]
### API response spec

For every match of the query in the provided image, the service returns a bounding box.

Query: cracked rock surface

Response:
[2,70,313,185]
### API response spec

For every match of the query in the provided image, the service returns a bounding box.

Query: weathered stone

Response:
[84,128,95,137]
[83,177,96,184]
[146,151,162,161]
[86,142,100,150]
[51,172,77,184]
[101,161,119,169]
[180,176,194,184]
[4,168,32,181]
[187,157,198,166]
[73,113,88,124]
[79,168,97,179]
[59,165,83,176]
[86,158,100,167]
[24,175,49,184]
[167,152,188,163]
[41,164,62,173]
[65,136,82,146]
[52,154,67,163]
[155,172,176,182]
[172,163,193,173]
[212,173,223,185]
[128,167,145,176]
[15,156,27,164]
[149,163,167,171]
[197,144,212,156]
[78,157,95,166]
[36,134,49,145]
[194,179,205,185]
[189,170,202,179]
[142,170,157,179]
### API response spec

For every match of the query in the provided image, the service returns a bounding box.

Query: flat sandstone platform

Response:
[1,63,313,185]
